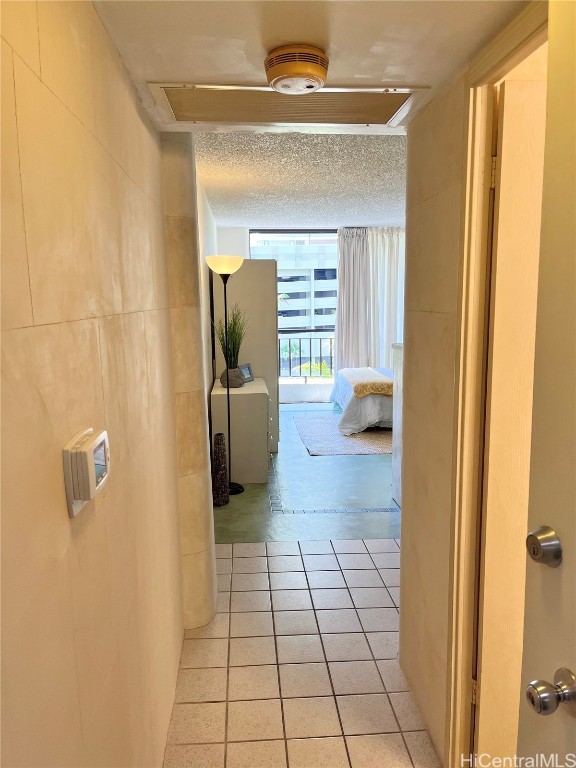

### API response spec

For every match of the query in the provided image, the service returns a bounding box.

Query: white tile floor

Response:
[164,539,441,768]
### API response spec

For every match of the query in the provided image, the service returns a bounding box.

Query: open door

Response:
[516,2,576,757]
[475,70,547,757]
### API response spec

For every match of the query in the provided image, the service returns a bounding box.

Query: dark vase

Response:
[212,432,229,507]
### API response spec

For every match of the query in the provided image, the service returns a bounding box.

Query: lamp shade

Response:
[205,255,244,275]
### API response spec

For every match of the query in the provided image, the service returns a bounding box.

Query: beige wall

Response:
[400,74,469,762]
[476,54,547,758]
[518,0,575,755]
[1,3,185,765]
[162,134,217,629]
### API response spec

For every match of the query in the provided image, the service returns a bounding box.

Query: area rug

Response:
[293,413,393,456]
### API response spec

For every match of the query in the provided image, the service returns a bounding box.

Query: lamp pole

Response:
[206,254,245,498]
[220,273,243,495]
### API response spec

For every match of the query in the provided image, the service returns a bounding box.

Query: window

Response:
[314,268,337,281]
[250,230,338,333]
[279,309,307,318]
[251,231,339,378]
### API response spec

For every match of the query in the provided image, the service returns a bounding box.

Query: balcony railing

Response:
[278,331,335,378]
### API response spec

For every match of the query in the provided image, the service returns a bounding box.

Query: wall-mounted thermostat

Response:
[63,428,110,518]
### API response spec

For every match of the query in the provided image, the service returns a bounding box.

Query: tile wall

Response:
[401,74,468,761]
[162,133,217,628]
[0,3,210,765]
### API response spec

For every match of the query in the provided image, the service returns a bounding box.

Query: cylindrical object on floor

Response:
[212,432,229,507]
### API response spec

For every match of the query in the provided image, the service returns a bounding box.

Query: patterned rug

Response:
[293,413,393,456]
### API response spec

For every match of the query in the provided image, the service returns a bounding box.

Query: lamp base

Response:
[229,481,244,495]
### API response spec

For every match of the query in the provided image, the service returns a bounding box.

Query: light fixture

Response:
[205,255,244,275]
[206,254,245,496]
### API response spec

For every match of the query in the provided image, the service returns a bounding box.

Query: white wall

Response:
[197,176,219,389]
[217,226,250,259]
[1,3,186,765]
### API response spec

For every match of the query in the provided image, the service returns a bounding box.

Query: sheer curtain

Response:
[335,227,405,371]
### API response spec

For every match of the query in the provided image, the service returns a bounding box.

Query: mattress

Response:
[331,367,393,435]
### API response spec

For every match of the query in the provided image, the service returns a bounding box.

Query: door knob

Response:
[526,668,576,715]
[525,525,562,566]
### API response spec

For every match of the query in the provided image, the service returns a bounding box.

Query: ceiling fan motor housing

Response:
[265,44,329,95]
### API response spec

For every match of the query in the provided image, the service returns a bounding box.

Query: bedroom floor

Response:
[214,404,400,544]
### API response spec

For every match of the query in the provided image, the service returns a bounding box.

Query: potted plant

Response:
[215,304,248,388]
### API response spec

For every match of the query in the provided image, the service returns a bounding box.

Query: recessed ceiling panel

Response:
[162,87,411,126]
[95,0,528,131]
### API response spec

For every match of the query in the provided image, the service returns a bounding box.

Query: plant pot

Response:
[220,368,245,388]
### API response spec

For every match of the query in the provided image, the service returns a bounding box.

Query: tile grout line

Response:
[262,545,291,767]
[229,546,264,762]
[360,539,413,764]
[167,725,430,748]
[366,544,399,611]
[223,553,233,768]
[191,543,420,767]
[299,539,353,768]
[337,542,397,756]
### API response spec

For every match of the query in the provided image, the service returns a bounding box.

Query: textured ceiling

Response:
[194,132,406,227]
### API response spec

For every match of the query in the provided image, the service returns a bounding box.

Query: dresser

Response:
[210,378,271,484]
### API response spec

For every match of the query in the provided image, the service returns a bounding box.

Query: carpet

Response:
[293,413,393,456]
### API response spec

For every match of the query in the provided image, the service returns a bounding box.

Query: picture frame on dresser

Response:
[239,363,254,382]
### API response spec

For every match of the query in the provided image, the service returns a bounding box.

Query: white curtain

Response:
[335,227,405,371]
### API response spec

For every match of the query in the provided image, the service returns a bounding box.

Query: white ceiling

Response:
[95,0,527,129]
[94,0,527,227]
[194,132,407,227]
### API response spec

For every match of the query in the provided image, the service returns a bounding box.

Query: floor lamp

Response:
[206,255,245,495]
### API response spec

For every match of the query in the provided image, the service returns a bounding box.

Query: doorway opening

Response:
[449,35,549,764]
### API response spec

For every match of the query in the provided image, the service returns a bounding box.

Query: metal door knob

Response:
[525,525,562,566]
[526,668,576,715]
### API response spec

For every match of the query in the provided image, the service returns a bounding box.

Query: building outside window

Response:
[250,231,338,378]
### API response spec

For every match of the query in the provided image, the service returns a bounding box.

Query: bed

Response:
[330,367,394,435]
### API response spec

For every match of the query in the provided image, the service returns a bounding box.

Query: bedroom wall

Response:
[217,226,250,259]
[196,179,218,393]
[1,3,187,765]
[400,73,469,761]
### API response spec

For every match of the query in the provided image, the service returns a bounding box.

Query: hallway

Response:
[4,1,569,765]
[165,537,439,768]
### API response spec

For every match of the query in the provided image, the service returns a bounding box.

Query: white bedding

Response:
[330,367,393,435]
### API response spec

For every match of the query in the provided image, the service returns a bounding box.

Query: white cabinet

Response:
[210,378,270,484]
[392,343,403,507]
